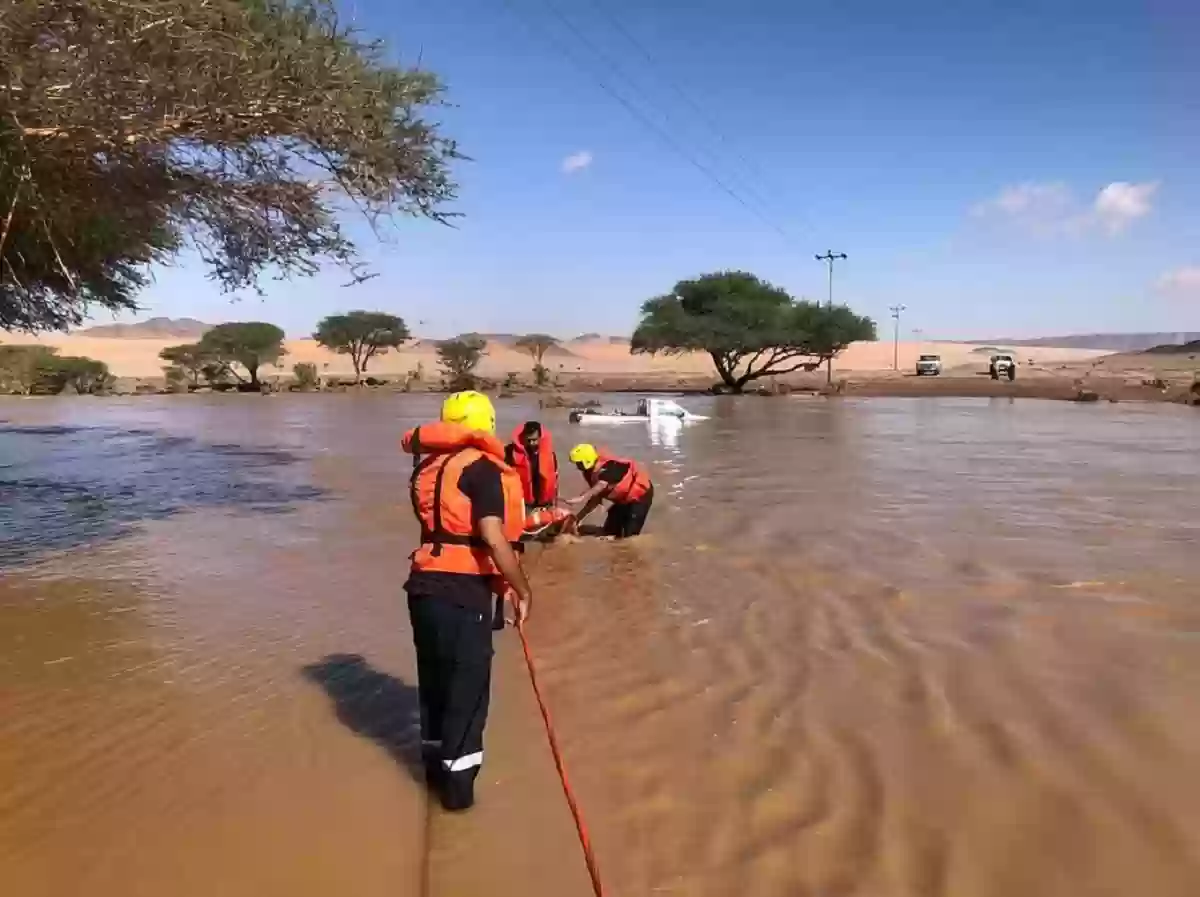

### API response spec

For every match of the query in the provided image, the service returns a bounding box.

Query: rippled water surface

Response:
[2,394,1199,896]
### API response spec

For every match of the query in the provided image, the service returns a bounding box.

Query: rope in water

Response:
[517,620,607,897]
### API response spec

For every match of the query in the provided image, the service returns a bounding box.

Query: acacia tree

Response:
[631,271,877,392]
[0,344,56,393]
[198,322,286,388]
[514,333,558,386]
[35,354,112,394]
[159,343,211,387]
[0,0,459,332]
[437,335,486,391]
[313,311,409,382]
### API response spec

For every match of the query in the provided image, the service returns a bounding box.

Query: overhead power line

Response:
[581,0,786,225]
[498,0,796,243]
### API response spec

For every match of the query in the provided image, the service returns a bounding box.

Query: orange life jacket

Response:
[523,505,571,534]
[506,424,559,507]
[586,453,652,505]
[402,422,526,578]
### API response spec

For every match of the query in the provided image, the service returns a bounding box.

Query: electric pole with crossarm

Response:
[889,304,907,371]
[815,251,847,383]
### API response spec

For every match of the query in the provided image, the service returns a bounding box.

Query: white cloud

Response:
[1156,266,1200,299]
[971,182,1074,235]
[1093,181,1159,234]
[561,150,593,175]
[972,180,1159,237]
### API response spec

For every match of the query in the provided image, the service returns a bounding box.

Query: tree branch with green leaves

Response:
[631,271,877,392]
[1,0,459,331]
[314,310,409,382]
[515,333,558,386]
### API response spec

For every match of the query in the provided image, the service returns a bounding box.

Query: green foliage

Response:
[313,311,409,380]
[198,322,287,388]
[0,344,110,393]
[163,365,189,392]
[515,334,558,386]
[632,271,877,392]
[436,335,486,391]
[1,0,459,332]
[158,343,212,386]
[293,362,320,390]
[515,334,557,363]
[39,355,112,394]
[0,344,57,393]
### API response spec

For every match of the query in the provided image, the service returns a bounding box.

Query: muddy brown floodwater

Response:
[2,394,1199,896]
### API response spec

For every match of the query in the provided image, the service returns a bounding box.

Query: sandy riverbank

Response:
[0,332,1106,380]
[3,331,1196,404]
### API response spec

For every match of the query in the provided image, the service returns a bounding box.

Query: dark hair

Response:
[520,421,542,438]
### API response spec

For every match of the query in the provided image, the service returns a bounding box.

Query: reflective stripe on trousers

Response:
[443,751,484,772]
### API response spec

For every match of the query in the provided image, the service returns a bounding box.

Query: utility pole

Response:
[889,304,906,371]
[815,251,847,383]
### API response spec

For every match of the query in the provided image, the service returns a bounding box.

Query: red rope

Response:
[517,621,607,897]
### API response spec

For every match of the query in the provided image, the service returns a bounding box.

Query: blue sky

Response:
[118,0,1200,339]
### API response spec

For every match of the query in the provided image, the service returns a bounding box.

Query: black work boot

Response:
[421,745,443,789]
[439,770,477,812]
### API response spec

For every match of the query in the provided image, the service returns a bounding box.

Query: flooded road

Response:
[2,394,1199,896]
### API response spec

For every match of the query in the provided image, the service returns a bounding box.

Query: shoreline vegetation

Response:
[2,305,1199,407]
[2,342,1198,407]
[4,293,1198,409]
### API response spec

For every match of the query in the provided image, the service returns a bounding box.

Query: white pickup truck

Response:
[989,354,1016,381]
[915,354,942,376]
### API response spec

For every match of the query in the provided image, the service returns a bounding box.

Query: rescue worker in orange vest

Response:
[564,443,654,539]
[402,391,533,812]
[505,420,558,508]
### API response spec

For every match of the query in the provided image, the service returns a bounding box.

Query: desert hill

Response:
[82,317,211,340]
[972,332,1200,352]
[1143,340,1200,355]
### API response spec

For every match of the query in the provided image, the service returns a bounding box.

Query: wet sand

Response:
[2,394,1199,896]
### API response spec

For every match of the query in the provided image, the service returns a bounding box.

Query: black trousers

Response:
[603,485,654,538]
[408,594,493,811]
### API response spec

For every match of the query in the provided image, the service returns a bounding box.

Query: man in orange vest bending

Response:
[402,391,533,812]
[564,443,654,539]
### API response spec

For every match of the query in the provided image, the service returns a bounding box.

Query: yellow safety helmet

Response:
[441,390,496,434]
[568,443,599,469]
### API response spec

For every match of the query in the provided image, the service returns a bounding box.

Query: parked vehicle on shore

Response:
[990,354,1016,381]
[915,354,942,376]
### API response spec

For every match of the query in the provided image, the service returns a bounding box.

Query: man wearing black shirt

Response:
[402,392,532,812]
[591,458,654,537]
[565,444,654,539]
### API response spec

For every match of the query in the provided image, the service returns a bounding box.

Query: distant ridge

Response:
[969,333,1200,352]
[81,317,211,340]
[1143,339,1200,355]
[571,333,628,346]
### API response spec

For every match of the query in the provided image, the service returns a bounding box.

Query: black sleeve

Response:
[459,457,506,523]
[597,461,630,487]
[504,444,515,467]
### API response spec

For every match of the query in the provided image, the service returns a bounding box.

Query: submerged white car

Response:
[568,397,708,425]
[915,354,942,376]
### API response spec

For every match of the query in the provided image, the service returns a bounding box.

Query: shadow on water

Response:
[302,653,426,787]
[0,423,325,567]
